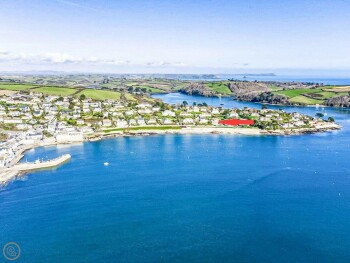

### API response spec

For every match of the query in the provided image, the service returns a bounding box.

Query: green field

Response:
[124,93,137,101]
[205,82,232,95]
[104,126,181,133]
[273,88,323,98]
[289,95,323,105]
[323,86,350,92]
[76,89,121,100]
[272,86,348,105]
[101,83,118,88]
[268,85,282,91]
[33,87,77,96]
[125,81,141,86]
[317,91,347,99]
[0,83,35,90]
[140,86,165,93]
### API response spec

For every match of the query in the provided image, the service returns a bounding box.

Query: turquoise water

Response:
[1,94,350,262]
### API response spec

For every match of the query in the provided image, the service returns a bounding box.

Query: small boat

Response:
[104,162,109,166]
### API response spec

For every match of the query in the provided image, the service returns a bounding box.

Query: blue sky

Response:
[0,0,349,74]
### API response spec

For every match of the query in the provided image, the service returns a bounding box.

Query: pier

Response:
[0,154,71,186]
[14,154,71,171]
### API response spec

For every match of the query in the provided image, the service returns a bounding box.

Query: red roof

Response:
[218,119,254,126]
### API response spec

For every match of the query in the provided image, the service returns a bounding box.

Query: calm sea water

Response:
[220,75,350,85]
[174,75,350,85]
[1,93,350,262]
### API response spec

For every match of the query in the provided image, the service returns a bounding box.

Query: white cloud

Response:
[145,61,186,67]
[0,51,188,70]
[40,53,82,64]
[0,51,132,66]
[0,49,9,55]
[104,59,130,65]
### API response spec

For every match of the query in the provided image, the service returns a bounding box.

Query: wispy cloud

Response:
[0,51,192,71]
[55,0,102,12]
[0,51,130,66]
[145,61,186,67]
[55,0,81,8]
[0,49,9,55]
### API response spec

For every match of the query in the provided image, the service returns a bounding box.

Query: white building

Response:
[56,132,84,142]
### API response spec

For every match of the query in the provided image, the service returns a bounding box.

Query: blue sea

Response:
[171,75,350,85]
[219,75,350,85]
[1,93,350,262]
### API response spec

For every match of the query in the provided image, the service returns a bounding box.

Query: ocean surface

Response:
[1,93,350,262]
[173,75,350,85]
[221,75,350,85]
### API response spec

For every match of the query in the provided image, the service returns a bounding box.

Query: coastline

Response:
[0,140,74,187]
[0,123,341,188]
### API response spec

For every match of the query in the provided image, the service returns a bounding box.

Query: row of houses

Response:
[0,91,325,167]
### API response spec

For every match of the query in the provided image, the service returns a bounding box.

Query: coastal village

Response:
[0,91,339,170]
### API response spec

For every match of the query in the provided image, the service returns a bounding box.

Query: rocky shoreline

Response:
[261,123,340,135]
[88,124,341,140]
[0,124,341,188]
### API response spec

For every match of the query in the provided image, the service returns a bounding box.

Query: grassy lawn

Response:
[125,81,141,86]
[268,85,282,91]
[142,97,157,103]
[173,83,189,90]
[101,83,117,88]
[141,86,165,93]
[273,88,323,98]
[317,91,347,99]
[323,86,350,92]
[289,95,323,105]
[148,87,165,93]
[273,87,348,105]
[76,89,121,100]
[0,83,35,90]
[33,86,77,96]
[104,126,182,133]
[205,82,232,95]
[124,93,137,101]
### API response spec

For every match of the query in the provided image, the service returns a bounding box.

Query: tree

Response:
[182,101,188,107]
[141,88,147,93]
[202,102,208,107]
[80,94,86,100]
[262,104,267,109]
[67,118,77,125]
[328,117,335,122]
[315,112,324,118]
[160,103,167,111]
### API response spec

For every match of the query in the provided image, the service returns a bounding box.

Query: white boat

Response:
[104,162,109,166]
